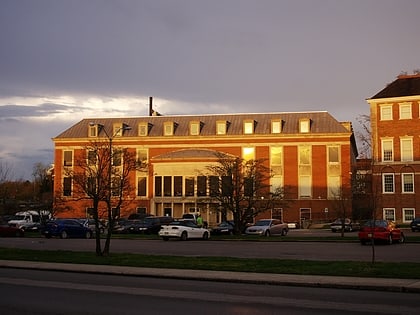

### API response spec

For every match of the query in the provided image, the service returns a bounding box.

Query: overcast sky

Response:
[1,0,419,180]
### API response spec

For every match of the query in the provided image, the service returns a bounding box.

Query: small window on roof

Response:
[216,121,229,135]
[299,118,311,133]
[138,122,149,136]
[271,120,282,134]
[88,124,98,137]
[190,121,203,135]
[164,121,177,136]
[244,120,255,134]
[113,123,123,136]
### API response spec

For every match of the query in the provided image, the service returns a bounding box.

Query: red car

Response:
[0,222,25,237]
[358,219,405,245]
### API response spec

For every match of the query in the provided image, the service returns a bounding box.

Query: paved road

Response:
[0,233,419,263]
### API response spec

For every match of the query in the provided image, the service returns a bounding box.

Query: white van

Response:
[8,210,51,231]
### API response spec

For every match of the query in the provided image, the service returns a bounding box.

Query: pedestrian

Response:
[196,213,203,228]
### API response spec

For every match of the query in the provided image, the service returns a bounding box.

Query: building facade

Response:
[366,74,420,223]
[52,111,358,226]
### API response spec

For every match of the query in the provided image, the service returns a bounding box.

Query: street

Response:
[0,268,419,315]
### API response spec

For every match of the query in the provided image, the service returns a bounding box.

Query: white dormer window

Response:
[190,121,202,135]
[113,123,123,137]
[216,120,229,135]
[271,120,282,134]
[88,124,98,137]
[138,122,149,136]
[164,122,175,136]
[244,120,255,134]
[299,118,311,133]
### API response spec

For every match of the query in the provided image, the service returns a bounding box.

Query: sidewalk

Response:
[1,260,420,293]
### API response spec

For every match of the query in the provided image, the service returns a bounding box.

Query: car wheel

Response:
[398,233,405,244]
[281,228,288,236]
[202,231,209,240]
[264,230,270,237]
[162,237,169,241]
[388,234,393,245]
[60,231,68,239]
[85,231,92,239]
[180,231,188,241]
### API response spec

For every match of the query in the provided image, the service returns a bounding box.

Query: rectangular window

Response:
[243,120,254,134]
[380,105,393,120]
[209,176,219,197]
[381,139,393,162]
[137,149,148,168]
[221,176,233,196]
[87,150,97,165]
[271,147,282,165]
[174,176,183,196]
[137,177,147,196]
[63,177,72,196]
[403,208,415,222]
[271,176,283,194]
[299,119,310,133]
[88,125,98,137]
[113,123,123,137]
[164,122,174,136]
[383,174,394,193]
[299,175,311,198]
[244,177,254,197]
[154,176,162,197]
[399,103,412,119]
[216,121,228,135]
[138,122,149,136]
[242,147,255,161]
[197,176,207,196]
[299,146,311,165]
[271,120,282,134]
[383,208,395,221]
[185,177,195,196]
[328,176,341,198]
[112,151,122,166]
[272,208,283,221]
[328,146,339,163]
[402,173,414,193]
[63,150,73,167]
[190,121,201,135]
[400,138,413,161]
[163,176,172,196]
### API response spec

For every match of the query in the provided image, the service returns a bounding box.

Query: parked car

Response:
[41,219,93,239]
[330,218,360,232]
[130,216,174,234]
[358,219,405,245]
[410,218,420,232]
[211,221,235,235]
[0,220,24,237]
[159,220,210,241]
[77,218,106,235]
[245,219,289,236]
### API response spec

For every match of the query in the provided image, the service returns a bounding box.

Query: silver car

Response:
[245,219,288,236]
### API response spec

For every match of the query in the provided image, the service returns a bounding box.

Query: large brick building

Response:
[366,74,420,223]
[52,110,358,226]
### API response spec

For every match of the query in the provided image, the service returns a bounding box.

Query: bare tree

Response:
[68,140,141,256]
[330,184,353,238]
[205,153,290,234]
[355,114,372,159]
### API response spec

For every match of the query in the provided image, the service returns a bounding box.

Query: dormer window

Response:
[164,121,177,136]
[88,124,98,137]
[113,123,124,136]
[216,120,230,135]
[243,120,255,134]
[271,119,283,134]
[190,121,203,135]
[299,118,311,133]
[138,122,152,136]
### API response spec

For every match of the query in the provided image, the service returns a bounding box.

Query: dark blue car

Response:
[42,219,93,239]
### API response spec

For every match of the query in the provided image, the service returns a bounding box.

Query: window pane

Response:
[155,176,162,196]
[63,177,72,196]
[197,176,207,196]
[137,177,146,196]
[185,177,195,196]
[401,139,413,161]
[383,174,394,193]
[244,121,253,134]
[328,147,339,163]
[209,176,219,197]
[402,173,414,193]
[380,106,392,120]
[174,176,183,196]
[64,151,73,167]
[271,147,282,165]
[382,140,393,162]
[164,176,172,196]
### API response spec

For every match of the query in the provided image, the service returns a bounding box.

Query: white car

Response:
[159,220,210,241]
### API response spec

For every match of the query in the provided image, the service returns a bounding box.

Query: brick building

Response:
[366,74,420,223]
[52,110,358,226]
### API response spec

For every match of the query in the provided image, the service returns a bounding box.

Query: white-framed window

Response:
[164,122,174,136]
[327,176,341,199]
[88,124,98,137]
[190,121,201,136]
[113,123,123,137]
[137,149,148,169]
[299,175,311,198]
[299,118,311,133]
[299,146,311,165]
[383,208,395,221]
[328,146,340,163]
[381,139,393,162]
[400,137,413,161]
[216,120,228,135]
[403,208,415,222]
[271,120,282,134]
[380,104,393,120]
[382,173,395,193]
[399,103,412,119]
[243,120,255,134]
[138,122,149,136]
[63,150,73,167]
[402,173,414,193]
[271,147,282,165]
[242,147,255,161]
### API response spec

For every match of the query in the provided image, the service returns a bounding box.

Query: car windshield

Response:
[364,220,387,228]
[254,220,271,226]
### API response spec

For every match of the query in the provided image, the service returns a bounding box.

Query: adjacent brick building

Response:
[52,110,358,226]
[366,74,420,223]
